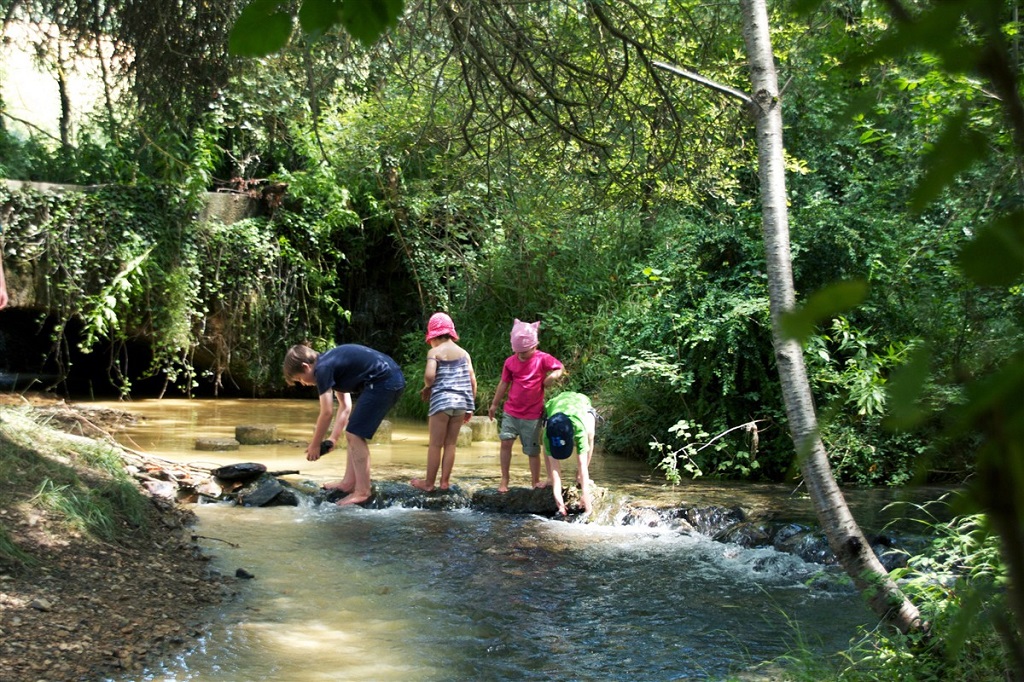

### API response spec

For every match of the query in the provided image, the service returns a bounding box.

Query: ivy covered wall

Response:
[0,181,417,398]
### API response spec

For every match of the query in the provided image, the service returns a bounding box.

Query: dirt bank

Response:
[0,394,236,681]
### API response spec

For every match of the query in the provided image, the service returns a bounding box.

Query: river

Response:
[95,398,935,681]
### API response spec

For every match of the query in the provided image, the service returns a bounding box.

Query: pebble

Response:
[29,598,52,612]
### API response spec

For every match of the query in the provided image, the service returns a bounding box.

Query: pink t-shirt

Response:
[500,351,563,419]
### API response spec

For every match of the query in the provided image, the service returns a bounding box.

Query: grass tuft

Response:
[0,523,36,567]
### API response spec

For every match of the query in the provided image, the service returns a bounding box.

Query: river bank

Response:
[0,395,235,682]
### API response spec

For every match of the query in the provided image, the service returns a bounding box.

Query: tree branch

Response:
[652,60,753,105]
[0,111,63,142]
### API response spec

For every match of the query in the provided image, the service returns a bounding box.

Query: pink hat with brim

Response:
[426,312,459,343]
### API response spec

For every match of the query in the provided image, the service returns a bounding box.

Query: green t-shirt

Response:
[543,391,592,457]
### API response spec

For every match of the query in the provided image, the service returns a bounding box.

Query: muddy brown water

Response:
[95,398,947,681]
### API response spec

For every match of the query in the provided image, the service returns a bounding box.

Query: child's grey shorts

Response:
[499,415,542,456]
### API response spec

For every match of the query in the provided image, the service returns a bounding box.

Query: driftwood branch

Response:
[190,534,241,548]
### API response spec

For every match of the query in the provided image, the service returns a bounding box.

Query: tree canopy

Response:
[3,0,1024,674]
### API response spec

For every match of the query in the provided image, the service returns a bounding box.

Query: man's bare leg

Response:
[576,413,597,487]
[577,414,597,513]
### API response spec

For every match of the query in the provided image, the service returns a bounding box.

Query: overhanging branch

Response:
[652,60,753,105]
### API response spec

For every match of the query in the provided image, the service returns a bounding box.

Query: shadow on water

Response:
[90,399,950,682]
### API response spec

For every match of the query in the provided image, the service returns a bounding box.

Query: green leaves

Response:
[229,0,294,56]
[849,0,983,74]
[959,211,1024,286]
[339,0,404,45]
[299,0,343,37]
[911,110,989,213]
[781,280,869,344]
[229,0,405,55]
[884,344,933,430]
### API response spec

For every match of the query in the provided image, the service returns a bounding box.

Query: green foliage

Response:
[231,0,295,55]
[959,210,1024,287]
[860,505,1008,680]
[774,499,1011,681]
[230,0,404,54]
[781,281,869,345]
[806,318,894,418]
[0,183,354,395]
[592,211,792,475]
[32,479,149,542]
[651,420,707,482]
[0,408,149,550]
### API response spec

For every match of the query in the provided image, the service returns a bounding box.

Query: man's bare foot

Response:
[323,481,352,493]
[336,491,372,506]
[410,478,435,492]
[533,481,550,489]
[498,482,509,493]
[439,482,450,491]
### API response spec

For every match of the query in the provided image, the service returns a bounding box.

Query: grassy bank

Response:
[0,401,231,681]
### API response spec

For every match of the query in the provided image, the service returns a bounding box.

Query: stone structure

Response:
[467,416,499,441]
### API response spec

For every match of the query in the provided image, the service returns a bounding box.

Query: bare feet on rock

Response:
[410,478,435,492]
[336,491,371,506]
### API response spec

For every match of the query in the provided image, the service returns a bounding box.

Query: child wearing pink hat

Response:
[411,312,477,492]
[487,319,564,492]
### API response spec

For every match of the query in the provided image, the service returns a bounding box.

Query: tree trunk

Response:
[57,43,72,151]
[738,0,921,634]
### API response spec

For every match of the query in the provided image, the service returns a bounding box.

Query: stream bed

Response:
[93,398,938,681]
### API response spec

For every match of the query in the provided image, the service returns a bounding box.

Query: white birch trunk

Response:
[738,0,921,633]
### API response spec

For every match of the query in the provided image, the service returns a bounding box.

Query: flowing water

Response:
[93,398,937,681]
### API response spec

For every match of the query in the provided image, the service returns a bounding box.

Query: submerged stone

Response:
[268,488,300,507]
[195,437,240,451]
[318,481,472,511]
[717,521,773,547]
[681,505,746,536]
[234,424,278,445]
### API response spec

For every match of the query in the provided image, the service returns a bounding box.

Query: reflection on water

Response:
[94,399,924,681]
